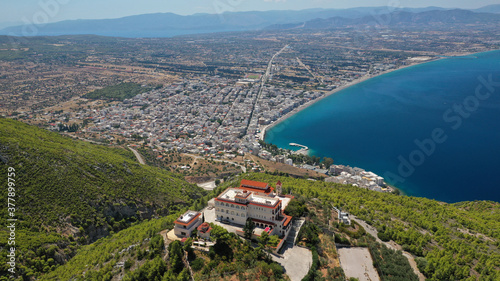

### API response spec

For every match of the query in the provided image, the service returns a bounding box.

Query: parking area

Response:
[271,243,312,281]
[338,247,380,281]
[203,207,244,234]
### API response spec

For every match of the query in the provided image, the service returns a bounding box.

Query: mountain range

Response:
[1,5,500,38]
[269,9,500,30]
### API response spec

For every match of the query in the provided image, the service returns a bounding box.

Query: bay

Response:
[265,50,500,203]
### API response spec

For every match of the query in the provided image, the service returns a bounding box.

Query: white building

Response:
[174,210,203,238]
[214,180,293,238]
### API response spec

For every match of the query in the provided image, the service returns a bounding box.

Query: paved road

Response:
[245,44,289,135]
[128,146,146,165]
[197,181,216,191]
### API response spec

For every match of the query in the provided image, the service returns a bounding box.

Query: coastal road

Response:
[128,146,146,165]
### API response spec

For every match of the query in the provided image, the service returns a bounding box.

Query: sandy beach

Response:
[258,59,439,141]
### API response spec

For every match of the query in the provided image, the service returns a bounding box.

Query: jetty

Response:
[289,143,309,155]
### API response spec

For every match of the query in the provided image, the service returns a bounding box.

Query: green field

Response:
[246,74,261,80]
[83,82,152,101]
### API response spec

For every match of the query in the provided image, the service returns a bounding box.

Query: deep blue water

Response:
[265,50,500,203]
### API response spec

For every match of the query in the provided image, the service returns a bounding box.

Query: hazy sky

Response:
[1,0,498,25]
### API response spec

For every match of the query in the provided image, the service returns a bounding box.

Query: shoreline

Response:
[254,60,438,196]
[257,49,499,200]
[259,49,495,141]
[258,59,440,142]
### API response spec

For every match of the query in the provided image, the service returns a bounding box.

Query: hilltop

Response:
[35,173,500,280]
[0,118,207,278]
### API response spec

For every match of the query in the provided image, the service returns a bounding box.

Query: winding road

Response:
[128,146,146,165]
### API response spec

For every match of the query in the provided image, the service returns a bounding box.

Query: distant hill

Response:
[0,6,478,38]
[474,4,500,14]
[268,9,500,30]
[0,9,364,37]
[0,118,206,277]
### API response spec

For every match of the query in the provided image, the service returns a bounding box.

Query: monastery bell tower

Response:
[276,181,282,196]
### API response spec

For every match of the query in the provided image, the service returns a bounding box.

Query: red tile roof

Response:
[239,186,274,194]
[197,222,212,233]
[283,214,292,227]
[240,179,269,189]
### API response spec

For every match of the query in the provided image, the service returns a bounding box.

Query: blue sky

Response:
[1,0,498,25]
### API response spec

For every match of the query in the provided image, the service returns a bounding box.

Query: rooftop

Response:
[240,179,269,190]
[175,210,201,225]
[197,222,212,233]
[218,187,280,207]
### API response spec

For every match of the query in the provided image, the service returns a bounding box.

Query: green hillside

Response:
[37,180,287,281]
[0,118,205,279]
[40,213,285,281]
[1,118,499,280]
[41,174,500,281]
[243,174,500,281]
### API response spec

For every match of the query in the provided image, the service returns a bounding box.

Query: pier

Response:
[289,143,309,155]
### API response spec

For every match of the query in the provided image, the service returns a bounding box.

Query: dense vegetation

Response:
[294,193,416,281]
[1,119,499,280]
[39,211,285,280]
[243,173,500,281]
[83,82,152,101]
[369,242,419,281]
[0,118,205,279]
[192,224,285,280]
[41,215,177,280]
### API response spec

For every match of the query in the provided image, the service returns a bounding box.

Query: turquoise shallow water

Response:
[265,50,500,203]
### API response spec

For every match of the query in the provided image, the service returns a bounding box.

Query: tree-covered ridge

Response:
[41,215,176,280]
[242,174,500,281]
[0,118,204,232]
[0,118,205,278]
[83,82,152,101]
[21,172,500,280]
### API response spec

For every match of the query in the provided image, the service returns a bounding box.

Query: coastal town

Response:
[2,27,491,193]
[1,4,500,281]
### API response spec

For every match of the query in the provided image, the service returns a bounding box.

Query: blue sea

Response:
[265,50,500,203]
